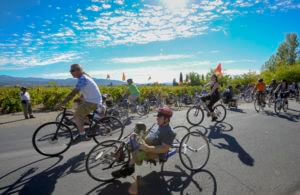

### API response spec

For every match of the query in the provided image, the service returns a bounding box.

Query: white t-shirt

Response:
[75,74,102,105]
[20,91,30,101]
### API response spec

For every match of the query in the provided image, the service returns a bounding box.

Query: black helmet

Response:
[127,78,133,83]
[258,79,263,82]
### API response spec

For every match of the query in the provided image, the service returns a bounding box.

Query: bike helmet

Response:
[127,78,133,83]
[157,106,173,118]
[258,78,263,82]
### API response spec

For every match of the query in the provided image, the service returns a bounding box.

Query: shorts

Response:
[128,95,139,104]
[74,101,97,120]
[135,150,159,166]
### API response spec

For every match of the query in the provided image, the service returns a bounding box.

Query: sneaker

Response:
[211,116,217,122]
[111,164,135,178]
[30,115,35,118]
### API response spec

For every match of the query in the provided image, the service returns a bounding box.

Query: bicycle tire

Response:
[91,116,124,144]
[254,99,260,113]
[32,122,73,157]
[179,131,210,171]
[274,101,281,114]
[85,140,130,182]
[213,104,227,122]
[186,106,204,126]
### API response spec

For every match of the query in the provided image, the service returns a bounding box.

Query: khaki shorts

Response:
[135,150,160,166]
[74,101,97,120]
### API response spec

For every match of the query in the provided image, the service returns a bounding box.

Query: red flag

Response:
[214,63,222,76]
[122,72,126,81]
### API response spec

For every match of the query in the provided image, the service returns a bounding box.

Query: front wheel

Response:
[32,122,73,157]
[179,131,210,171]
[85,140,130,182]
[254,99,261,113]
[186,106,204,126]
[213,104,227,122]
[274,101,281,114]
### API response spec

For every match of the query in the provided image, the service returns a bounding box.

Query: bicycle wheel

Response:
[213,104,226,122]
[179,131,210,171]
[274,101,281,114]
[283,100,288,112]
[137,104,150,116]
[85,140,130,182]
[186,106,204,126]
[32,122,73,157]
[254,99,260,113]
[244,94,253,103]
[172,126,190,145]
[55,111,76,131]
[91,116,124,144]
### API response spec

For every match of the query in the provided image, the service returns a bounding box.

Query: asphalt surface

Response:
[0,101,300,195]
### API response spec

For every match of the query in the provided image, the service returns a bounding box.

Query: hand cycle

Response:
[32,107,124,157]
[85,124,210,182]
[186,91,226,126]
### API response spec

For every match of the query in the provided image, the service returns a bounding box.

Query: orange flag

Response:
[122,72,126,81]
[214,63,222,76]
[106,74,110,79]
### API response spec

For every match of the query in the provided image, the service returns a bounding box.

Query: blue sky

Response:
[0,0,300,83]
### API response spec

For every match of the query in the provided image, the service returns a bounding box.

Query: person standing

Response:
[126,79,141,111]
[20,87,35,119]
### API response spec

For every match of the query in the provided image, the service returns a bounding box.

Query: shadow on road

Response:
[17,152,86,195]
[264,110,300,122]
[86,167,217,195]
[0,156,63,195]
[0,119,27,125]
[0,153,88,195]
[228,108,247,114]
[207,122,255,167]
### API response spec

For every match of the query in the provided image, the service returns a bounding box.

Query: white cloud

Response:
[0,52,80,68]
[103,4,111,9]
[86,5,101,11]
[210,50,220,53]
[114,0,124,5]
[111,54,193,63]
[76,8,82,13]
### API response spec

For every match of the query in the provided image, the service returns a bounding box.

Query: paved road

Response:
[0,101,300,195]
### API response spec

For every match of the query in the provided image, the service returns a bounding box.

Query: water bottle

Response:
[167,149,177,158]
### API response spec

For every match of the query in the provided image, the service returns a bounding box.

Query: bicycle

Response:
[254,92,266,112]
[274,95,288,114]
[85,124,210,182]
[32,107,124,157]
[186,93,226,126]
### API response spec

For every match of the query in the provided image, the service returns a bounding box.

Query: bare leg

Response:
[74,114,85,134]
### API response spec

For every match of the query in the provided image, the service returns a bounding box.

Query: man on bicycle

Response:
[126,78,140,111]
[274,79,289,104]
[253,79,266,106]
[55,64,102,142]
[269,79,278,94]
[201,74,220,121]
[111,107,176,194]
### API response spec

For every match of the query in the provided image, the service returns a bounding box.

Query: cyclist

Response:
[269,79,278,94]
[55,64,102,142]
[274,79,289,104]
[253,79,266,106]
[111,107,176,195]
[289,82,298,98]
[201,74,220,121]
[126,78,141,112]
[222,85,234,104]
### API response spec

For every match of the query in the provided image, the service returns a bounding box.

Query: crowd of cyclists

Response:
[47,64,299,194]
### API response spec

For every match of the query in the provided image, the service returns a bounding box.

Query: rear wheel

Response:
[91,116,124,144]
[32,122,73,157]
[186,106,204,126]
[254,99,260,113]
[85,140,130,182]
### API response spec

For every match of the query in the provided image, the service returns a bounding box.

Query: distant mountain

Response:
[0,75,126,86]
